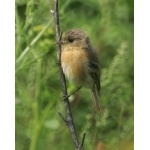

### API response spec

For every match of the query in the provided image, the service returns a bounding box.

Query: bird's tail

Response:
[90,87,101,113]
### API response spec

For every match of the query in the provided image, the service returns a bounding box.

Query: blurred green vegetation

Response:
[15,0,134,150]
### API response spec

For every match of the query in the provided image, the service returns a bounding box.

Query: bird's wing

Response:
[87,61,100,94]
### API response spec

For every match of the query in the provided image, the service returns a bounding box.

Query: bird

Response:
[59,29,101,112]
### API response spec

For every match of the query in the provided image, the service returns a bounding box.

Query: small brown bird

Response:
[60,29,101,112]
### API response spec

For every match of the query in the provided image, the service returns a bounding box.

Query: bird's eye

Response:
[68,38,74,43]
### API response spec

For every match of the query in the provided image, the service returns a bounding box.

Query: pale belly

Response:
[61,49,93,87]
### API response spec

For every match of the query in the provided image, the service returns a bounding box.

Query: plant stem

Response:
[52,0,81,149]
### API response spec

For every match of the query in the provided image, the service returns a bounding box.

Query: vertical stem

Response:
[53,0,80,149]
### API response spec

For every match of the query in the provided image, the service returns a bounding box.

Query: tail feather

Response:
[90,88,101,112]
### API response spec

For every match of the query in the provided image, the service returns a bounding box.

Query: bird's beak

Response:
[56,40,66,45]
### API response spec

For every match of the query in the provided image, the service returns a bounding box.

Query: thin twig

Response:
[79,133,86,150]
[62,86,82,101]
[58,112,67,124]
[52,0,83,149]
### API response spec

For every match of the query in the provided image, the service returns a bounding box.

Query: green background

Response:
[15,0,134,149]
